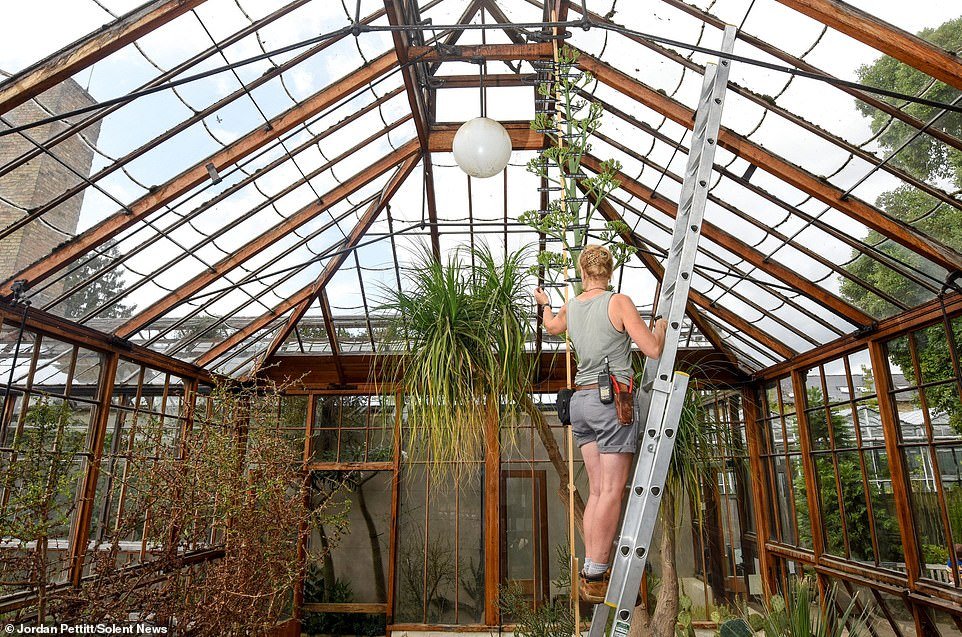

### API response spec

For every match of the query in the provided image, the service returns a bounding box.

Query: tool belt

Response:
[559,378,634,426]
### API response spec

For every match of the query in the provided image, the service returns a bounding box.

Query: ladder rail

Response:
[586,24,736,637]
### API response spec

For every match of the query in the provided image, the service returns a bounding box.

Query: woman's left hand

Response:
[533,286,550,306]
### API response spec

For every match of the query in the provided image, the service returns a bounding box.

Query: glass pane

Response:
[848,350,875,399]
[837,451,875,564]
[814,455,845,557]
[394,469,428,624]
[865,449,903,566]
[905,445,950,574]
[765,384,780,418]
[923,383,962,439]
[789,455,810,549]
[807,408,832,451]
[785,414,801,452]
[804,368,824,406]
[769,419,786,454]
[886,335,917,387]
[772,455,794,545]
[831,405,857,449]
[894,390,928,443]
[913,323,953,384]
[853,399,884,447]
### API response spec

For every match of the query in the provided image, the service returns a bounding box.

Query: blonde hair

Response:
[579,244,614,280]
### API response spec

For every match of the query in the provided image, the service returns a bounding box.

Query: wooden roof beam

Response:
[0,0,208,116]
[578,183,755,368]
[773,0,962,91]
[410,43,553,62]
[318,290,346,385]
[0,49,400,298]
[195,168,422,371]
[648,0,962,155]
[481,0,528,45]
[429,120,542,151]
[258,153,421,364]
[385,0,440,258]
[114,140,419,340]
[577,52,962,273]
[429,0,486,74]
[582,154,873,327]
[584,169,797,362]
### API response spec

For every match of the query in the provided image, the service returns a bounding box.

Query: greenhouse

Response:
[1,0,962,635]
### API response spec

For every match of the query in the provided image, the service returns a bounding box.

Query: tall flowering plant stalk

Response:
[519,45,636,297]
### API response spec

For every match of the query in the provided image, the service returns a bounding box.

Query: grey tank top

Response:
[566,291,633,386]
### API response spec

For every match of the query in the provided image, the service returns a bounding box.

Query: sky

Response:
[0,0,960,373]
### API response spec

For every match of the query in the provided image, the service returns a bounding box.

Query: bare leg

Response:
[588,452,633,564]
[580,442,602,568]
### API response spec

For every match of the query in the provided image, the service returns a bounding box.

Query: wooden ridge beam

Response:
[0,0,208,116]
[429,120,542,151]
[410,43,552,62]
[115,140,419,340]
[577,52,962,273]
[385,0,440,258]
[773,0,962,91]
[590,188,793,362]
[582,155,873,328]
[259,153,421,363]
[1,50,400,298]
[430,73,536,89]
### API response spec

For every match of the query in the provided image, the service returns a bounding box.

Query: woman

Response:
[534,244,667,602]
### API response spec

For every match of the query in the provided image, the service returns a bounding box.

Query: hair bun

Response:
[579,244,614,279]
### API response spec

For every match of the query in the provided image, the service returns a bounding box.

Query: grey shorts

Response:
[569,388,638,454]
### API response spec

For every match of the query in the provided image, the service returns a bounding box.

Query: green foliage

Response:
[792,387,900,560]
[0,399,85,613]
[843,16,962,426]
[717,618,753,637]
[922,542,949,565]
[60,244,134,319]
[499,545,576,637]
[521,45,635,296]
[676,595,695,637]
[378,244,534,480]
[301,566,386,636]
[753,579,867,637]
[856,18,962,187]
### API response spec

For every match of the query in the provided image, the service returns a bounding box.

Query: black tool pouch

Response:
[556,388,574,425]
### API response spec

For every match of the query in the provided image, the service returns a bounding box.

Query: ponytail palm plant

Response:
[377,244,534,480]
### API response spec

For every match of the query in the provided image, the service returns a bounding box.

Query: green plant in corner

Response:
[500,544,576,637]
[753,578,867,637]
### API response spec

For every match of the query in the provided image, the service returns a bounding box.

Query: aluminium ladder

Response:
[586,25,736,637]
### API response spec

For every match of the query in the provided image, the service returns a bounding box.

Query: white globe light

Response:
[452,117,512,178]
